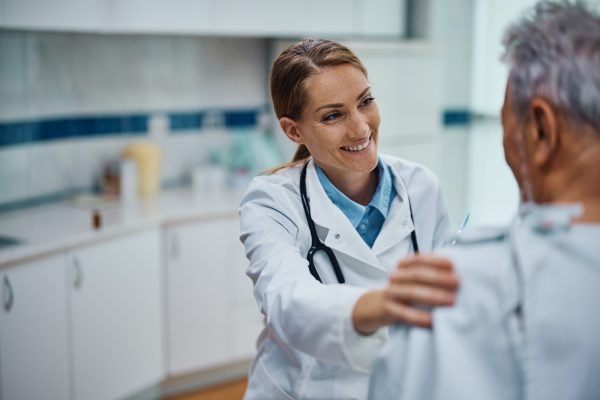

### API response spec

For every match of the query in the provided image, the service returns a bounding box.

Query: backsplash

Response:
[0,31,270,207]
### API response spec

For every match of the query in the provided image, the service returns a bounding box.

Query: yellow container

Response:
[123,142,161,197]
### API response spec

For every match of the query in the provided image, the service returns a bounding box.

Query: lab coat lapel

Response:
[304,160,385,273]
[371,166,415,256]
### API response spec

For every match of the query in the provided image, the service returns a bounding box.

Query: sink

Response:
[0,235,24,250]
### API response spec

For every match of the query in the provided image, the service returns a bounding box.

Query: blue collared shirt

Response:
[315,159,396,248]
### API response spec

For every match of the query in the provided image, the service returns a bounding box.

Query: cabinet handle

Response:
[3,275,14,312]
[170,232,180,260]
[73,257,84,290]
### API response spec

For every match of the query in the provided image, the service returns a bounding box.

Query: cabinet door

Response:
[68,229,163,400]
[213,0,355,37]
[0,254,71,400]
[354,0,407,36]
[165,219,232,375]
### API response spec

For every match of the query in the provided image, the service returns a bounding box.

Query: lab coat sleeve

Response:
[239,179,380,371]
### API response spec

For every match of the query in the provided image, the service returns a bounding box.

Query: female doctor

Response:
[239,39,459,399]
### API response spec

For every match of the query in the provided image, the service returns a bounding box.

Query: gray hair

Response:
[502,1,600,129]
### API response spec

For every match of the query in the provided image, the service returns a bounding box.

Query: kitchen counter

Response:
[0,187,244,269]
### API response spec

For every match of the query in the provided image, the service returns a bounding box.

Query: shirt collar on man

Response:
[315,159,394,228]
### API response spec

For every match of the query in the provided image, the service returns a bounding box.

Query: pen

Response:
[447,212,470,246]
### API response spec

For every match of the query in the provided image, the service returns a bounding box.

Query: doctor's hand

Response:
[352,255,459,335]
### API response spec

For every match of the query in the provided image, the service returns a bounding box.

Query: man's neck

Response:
[546,135,600,223]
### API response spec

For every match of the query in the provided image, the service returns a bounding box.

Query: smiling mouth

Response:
[341,135,371,152]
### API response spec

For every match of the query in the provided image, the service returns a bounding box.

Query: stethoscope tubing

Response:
[300,161,419,284]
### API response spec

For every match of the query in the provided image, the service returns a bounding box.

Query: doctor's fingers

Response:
[383,283,456,307]
[397,254,454,272]
[382,300,432,328]
[389,266,459,291]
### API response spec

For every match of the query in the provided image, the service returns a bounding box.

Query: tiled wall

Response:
[0,32,270,207]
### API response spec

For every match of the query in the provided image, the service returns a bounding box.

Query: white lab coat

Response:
[368,205,600,400]
[239,155,449,400]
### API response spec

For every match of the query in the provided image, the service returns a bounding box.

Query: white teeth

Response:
[342,138,370,152]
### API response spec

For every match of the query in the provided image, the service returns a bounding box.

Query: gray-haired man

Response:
[368,1,600,399]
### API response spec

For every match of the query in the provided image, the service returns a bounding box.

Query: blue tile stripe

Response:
[0,108,262,147]
[443,109,472,126]
[0,114,148,147]
[224,109,257,127]
[169,111,204,131]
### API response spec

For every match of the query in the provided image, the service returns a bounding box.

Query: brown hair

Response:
[269,38,368,172]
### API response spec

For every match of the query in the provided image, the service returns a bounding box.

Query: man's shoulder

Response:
[451,226,508,246]
[438,226,512,286]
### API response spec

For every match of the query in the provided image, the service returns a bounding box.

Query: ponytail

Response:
[292,144,311,162]
[266,144,311,174]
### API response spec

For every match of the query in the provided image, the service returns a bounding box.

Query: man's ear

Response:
[526,98,560,168]
[279,117,303,144]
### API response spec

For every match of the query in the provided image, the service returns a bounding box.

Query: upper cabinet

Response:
[0,0,109,32]
[0,0,407,37]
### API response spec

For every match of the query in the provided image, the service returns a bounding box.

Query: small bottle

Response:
[92,209,102,230]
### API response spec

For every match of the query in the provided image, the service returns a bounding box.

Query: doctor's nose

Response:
[346,111,370,138]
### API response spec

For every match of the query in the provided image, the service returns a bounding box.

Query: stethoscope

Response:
[300,162,419,284]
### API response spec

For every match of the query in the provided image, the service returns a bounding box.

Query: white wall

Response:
[431,0,475,111]
[470,0,539,116]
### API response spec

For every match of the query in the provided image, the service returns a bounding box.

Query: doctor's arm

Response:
[240,184,379,370]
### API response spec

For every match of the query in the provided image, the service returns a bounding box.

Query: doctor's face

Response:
[294,64,380,181]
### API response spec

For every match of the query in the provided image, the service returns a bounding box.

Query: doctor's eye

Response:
[360,96,375,107]
[322,111,342,123]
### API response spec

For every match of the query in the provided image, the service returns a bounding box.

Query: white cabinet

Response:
[0,229,164,400]
[212,0,356,37]
[165,215,262,376]
[109,0,215,35]
[165,219,231,375]
[68,229,163,400]
[0,0,406,37]
[0,254,71,400]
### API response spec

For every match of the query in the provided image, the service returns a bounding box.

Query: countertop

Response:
[0,187,244,269]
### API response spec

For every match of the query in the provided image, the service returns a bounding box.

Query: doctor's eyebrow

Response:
[313,86,372,113]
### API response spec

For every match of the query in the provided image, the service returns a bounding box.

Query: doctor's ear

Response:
[527,97,560,168]
[280,117,303,144]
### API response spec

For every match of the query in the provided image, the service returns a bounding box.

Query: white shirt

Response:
[369,205,600,400]
[239,155,449,399]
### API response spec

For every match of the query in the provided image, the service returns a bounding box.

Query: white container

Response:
[191,165,228,194]
[120,159,138,208]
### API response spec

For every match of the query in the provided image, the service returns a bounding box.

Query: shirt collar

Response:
[315,159,394,227]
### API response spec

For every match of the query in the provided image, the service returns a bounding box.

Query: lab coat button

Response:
[402,220,408,226]
[335,233,341,240]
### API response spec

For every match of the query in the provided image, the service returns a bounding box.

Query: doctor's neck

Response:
[320,165,379,206]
